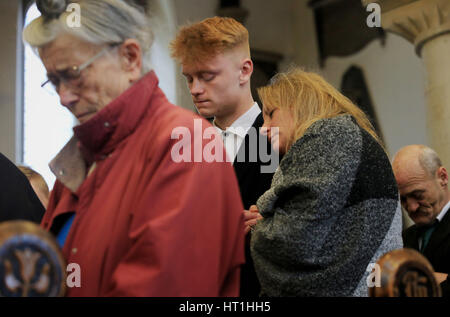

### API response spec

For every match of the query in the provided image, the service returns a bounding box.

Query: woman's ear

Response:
[118,39,142,82]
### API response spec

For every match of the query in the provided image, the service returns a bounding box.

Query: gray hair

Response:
[23,0,153,73]
[418,146,443,176]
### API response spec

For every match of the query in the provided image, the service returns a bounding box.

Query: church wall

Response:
[142,0,428,233]
[174,0,427,160]
[172,1,428,161]
[286,1,428,159]
[171,0,304,111]
[0,1,22,162]
[0,0,431,173]
[170,1,426,230]
[320,35,427,159]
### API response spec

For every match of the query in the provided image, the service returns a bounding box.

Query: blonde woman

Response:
[246,68,403,296]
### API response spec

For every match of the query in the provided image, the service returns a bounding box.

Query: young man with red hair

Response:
[171,17,275,296]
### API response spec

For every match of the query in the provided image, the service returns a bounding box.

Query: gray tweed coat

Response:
[251,114,403,297]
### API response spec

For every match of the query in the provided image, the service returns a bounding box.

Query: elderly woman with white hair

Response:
[23,0,245,296]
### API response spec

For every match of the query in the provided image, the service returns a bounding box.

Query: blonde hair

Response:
[17,166,50,198]
[170,16,250,65]
[258,68,383,152]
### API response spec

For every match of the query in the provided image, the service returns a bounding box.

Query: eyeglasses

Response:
[41,44,119,94]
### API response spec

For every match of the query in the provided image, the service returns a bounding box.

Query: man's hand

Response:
[434,272,448,284]
[243,205,263,234]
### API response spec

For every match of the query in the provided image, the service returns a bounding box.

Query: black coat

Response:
[232,113,276,296]
[403,209,450,297]
[0,153,45,223]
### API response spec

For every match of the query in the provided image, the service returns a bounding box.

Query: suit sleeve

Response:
[0,153,45,223]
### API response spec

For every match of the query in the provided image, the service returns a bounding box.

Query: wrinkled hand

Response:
[243,205,263,234]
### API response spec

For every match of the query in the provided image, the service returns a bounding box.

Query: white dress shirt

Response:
[213,102,261,164]
[436,201,450,222]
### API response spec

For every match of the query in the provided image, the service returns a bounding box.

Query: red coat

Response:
[42,72,245,296]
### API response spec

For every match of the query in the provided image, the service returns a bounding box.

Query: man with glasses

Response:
[40,44,118,102]
[22,0,245,296]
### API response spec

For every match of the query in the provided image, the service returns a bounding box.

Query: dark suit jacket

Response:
[233,113,276,296]
[0,153,45,223]
[403,209,450,297]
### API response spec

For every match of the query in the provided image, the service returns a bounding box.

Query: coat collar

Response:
[49,71,159,192]
[74,71,158,160]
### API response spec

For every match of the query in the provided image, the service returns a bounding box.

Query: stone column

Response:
[363,0,450,166]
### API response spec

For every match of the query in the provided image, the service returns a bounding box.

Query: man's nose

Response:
[58,82,79,109]
[189,79,204,97]
[405,198,420,213]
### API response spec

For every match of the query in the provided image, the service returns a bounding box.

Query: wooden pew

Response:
[369,248,442,297]
[0,221,66,297]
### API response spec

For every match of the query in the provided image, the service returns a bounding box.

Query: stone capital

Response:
[363,0,450,56]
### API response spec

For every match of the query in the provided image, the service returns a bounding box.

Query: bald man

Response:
[392,145,450,296]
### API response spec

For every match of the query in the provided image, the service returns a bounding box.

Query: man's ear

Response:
[118,39,142,82]
[438,167,448,186]
[239,58,253,85]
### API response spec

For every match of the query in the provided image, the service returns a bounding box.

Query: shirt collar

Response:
[213,102,261,138]
[437,200,450,222]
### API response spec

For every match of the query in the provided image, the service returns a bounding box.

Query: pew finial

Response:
[369,248,442,297]
[0,221,66,297]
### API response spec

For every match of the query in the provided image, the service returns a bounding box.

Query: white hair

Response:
[419,146,442,176]
[23,0,153,73]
